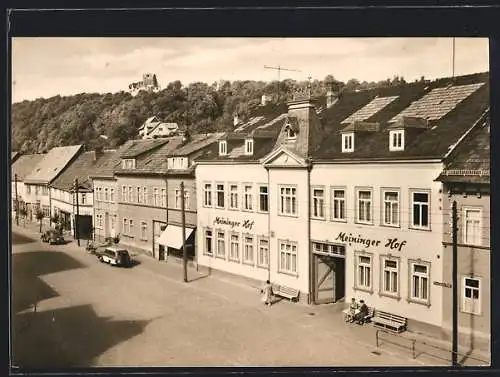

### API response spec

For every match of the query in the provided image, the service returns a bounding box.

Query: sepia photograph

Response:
[10,36,490,368]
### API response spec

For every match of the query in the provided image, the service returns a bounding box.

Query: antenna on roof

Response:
[452,37,456,78]
[264,65,302,102]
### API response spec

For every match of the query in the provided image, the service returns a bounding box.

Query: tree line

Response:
[12,74,418,154]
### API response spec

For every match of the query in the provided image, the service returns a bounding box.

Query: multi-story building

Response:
[195,71,489,334]
[50,147,114,239]
[23,145,83,224]
[138,116,179,139]
[11,152,46,218]
[436,114,490,344]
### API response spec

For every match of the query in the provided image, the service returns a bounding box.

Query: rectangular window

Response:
[204,229,213,255]
[129,219,134,236]
[153,188,159,207]
[332,189,346,221]
[389,130,405,151]
[279,241,298,274]
[104,188,109,202]
[244,185,253,211]
[110,188,115,202]
[357,189,372,223]
[383,190,399,226]
[410,262,430,304]
[219,141,227,156]
[229,184,238,209]
[141,221,147,240]
[312,187,325,219]
[128,186,133,203]
[463,208,481,245]
[259,185,269,212]
[216,184,225,208]
[216,231,225,258]
[257,238,269,267]
[142,187,147,205]
[122,186,126,202]
[42,186,48,196]
[245,139,254,155]
[243,236,254,264]
[411,191,430,229]
[123,218,128,234]
[80,193,86,205]
[161,188,167,207]
[137,187,142,204]
[175,189,189,209]
[462,277,481,315]
[279,185,297,216]
[230,234,240,261]
[203,183,212,207]
[356,254,372,290]
[382,258,399,295]
[342,133,354,152]
[26,185,31,195]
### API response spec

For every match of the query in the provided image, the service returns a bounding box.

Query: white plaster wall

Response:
[310,162,444,326]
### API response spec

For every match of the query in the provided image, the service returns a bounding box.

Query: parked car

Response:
[41,229,65,245]
[97,247,131,267]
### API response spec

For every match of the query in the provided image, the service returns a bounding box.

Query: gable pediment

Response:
[261,146,308,168]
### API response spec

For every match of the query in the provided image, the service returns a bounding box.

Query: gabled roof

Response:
[51,151,115,191]
[89,150,121,179]
[341,121,380,133]
[313,72,489,161]
[24,145,83,184]
[169,133,224,156]
[119,138,169,158]
[436,116,490,184]
[12,153,46,181]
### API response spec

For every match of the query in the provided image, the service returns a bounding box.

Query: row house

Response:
[22,145,83,224]
[436,116,490,344]
[11,152,46,217]
[50,147,115,239]
[195,72,489,336]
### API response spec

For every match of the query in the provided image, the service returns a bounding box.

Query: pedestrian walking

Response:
[261,280,273,306]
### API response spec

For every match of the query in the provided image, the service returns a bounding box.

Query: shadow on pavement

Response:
[12,304,152,369]
[12,232,37,246]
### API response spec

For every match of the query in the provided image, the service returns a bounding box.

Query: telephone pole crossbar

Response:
[264,65,301,102]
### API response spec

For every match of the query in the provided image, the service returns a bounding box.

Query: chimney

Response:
[233,113,240,126]
[326,89,338,108]
[94,145,104,161]
[261,94,269,106]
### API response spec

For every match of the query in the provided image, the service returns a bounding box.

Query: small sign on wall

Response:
[433,281,452,288]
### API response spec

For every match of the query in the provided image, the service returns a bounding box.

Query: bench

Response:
[273,285,299,302]
[342,306,374,325]
[372,310,407,333]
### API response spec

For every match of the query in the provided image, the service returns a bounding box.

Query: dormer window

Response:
[219,140,227,156]
[122,158,136,169]
[245,139,254,155]
[389,130,405,151]
[286,127,296,140]
[341,133,354,153]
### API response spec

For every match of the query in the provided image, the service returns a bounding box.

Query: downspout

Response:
[306,158,313,305]
[266,166,271,282]
[48,183,52,226]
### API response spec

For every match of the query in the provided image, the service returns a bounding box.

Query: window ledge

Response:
[409,226,432,232]
[241,208,255,213]
[228,258,241,263]
[312,216,326,221]
[378,292,401,301]
[278,213,299,218]
[278,270,299,278]
[330,218,347,223]
[354,220,374,226]
[353,286,374,295]
[203,252,213,257]
[215,255,226,260]
[228,207,239,211]
[406,297,431,307]
[257,264,269,270]
[380,223,401,229]
[242,260,255,267]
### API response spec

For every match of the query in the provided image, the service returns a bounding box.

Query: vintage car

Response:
[41,229,65,245]
[97,247,131,267]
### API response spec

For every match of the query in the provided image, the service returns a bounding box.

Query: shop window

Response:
[462,277,481,315]
[257,238,269,268]
[409,260,431,305]
[382,190,399,227]
[230,234,240,262]
[203,183,213,207]
[279,185,297,216]
[244,185,253,211]
[356,188,373,224]
[243,236,254,264]
[279,241,298,275]
[331,188,346,221]
[229,184,239,209]
[411,191,430,230]
[216,230,226,258]
[355,253,372,291]
[312,187,325,219]
[259,185,269,212]
[463,207,482,246]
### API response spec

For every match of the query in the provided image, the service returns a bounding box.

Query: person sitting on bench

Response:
[345,298,358,322]
[352,300,368,323]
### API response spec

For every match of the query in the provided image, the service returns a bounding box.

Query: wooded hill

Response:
[12,75,412,154]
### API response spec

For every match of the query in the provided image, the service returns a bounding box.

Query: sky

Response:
[11,37,489,103]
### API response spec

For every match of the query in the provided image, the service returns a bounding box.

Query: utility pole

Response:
[452,200,458,366]
[181,181,187,282]
[74,179,80,247]
[14,173,19,226]
[264,65,301,102]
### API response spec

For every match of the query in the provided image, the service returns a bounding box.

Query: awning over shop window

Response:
[158,225,195,249]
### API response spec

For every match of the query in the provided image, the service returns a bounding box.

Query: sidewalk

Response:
[11,223,491,367]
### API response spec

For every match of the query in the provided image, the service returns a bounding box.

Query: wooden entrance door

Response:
[314,255,345,304]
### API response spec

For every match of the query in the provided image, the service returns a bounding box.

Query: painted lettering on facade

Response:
[335,232,407,252]
[213,216,255,231]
